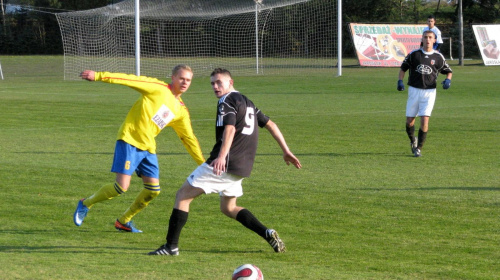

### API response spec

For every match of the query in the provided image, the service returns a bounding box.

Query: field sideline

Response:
[0,56,498,279]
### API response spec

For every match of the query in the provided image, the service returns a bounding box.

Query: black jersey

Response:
[400,48,452,89]
[206,91,270,177]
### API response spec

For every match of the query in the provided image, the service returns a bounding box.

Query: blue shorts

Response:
[111,140,159,178]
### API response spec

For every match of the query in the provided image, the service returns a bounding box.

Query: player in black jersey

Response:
[149,68,302,256]
[397,30,452,157]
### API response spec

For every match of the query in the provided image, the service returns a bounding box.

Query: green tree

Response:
[458,0,500,23]
[17,0,115,11]
[344,0,404,23]
[0,0,115,54]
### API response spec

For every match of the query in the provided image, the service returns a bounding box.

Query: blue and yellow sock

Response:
[83,182,125,208]
[118,183,160,224]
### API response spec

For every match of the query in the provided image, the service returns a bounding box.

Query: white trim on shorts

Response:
[406,86,436,117]
[187,163,244,197]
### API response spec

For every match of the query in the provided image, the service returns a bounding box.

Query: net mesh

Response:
[56,0,337,79]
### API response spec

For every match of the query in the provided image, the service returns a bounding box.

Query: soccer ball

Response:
[232,264,264,280]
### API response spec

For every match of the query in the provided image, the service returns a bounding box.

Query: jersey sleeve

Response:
[439,60,452,75]
[219,100,237,126]
[169,106,205,165]
[256,108,270,128]
[400,53,411,72]
[94,72,168,95]
[435,28,443,44]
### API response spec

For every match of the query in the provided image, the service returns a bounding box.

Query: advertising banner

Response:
[350,23,427,67]
[472,25,500,66]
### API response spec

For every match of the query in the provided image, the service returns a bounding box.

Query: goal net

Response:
[56,0,337,80]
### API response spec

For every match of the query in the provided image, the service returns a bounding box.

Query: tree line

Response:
[0,0,499,56]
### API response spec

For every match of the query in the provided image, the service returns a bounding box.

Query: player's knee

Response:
[148,188,160,199]
[220,205,238,219]
[114,181,128,193]
[143,184,161,201]
[221,209,233,218]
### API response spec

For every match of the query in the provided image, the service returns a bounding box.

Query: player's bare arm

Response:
[264,120,302,169]
[398,69,406,80]
[80,70,96,81]
[210,124,236,175]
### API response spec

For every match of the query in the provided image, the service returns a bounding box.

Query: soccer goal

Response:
[56,0,339,80]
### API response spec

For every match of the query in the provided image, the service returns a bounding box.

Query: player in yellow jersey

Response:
[73,65,205,232]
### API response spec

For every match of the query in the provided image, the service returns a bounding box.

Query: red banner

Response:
[350,23,427,67]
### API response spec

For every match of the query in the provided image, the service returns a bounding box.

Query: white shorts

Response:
[406,86,436,117]
[187,163,244,197]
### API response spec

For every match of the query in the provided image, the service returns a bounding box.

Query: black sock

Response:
[236,209,267,238]
[166,208,188,248]
[417,129,427,149]
[406,124,415,142]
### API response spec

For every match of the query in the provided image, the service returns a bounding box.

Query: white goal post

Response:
[56,0,340,80]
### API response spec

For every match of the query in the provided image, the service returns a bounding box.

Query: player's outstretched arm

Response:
[264,120,302,169]
[172,116,205,165]
[80,70,95,81]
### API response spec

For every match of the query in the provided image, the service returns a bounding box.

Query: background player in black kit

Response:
[149,68,302,256]
[397,30,453,157]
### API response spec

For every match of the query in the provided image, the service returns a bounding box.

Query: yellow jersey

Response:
[95,72,205,165]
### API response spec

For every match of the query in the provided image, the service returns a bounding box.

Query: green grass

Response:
[0,56,498,279]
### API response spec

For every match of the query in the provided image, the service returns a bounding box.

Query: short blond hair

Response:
[172,64,192,76]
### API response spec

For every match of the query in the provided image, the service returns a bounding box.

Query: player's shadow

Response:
[0,229,265,255]
[183,249,264,254]
[0,245,264,255]
[0,245,147,254]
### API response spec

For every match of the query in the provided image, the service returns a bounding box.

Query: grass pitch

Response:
[0,56,498,279]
